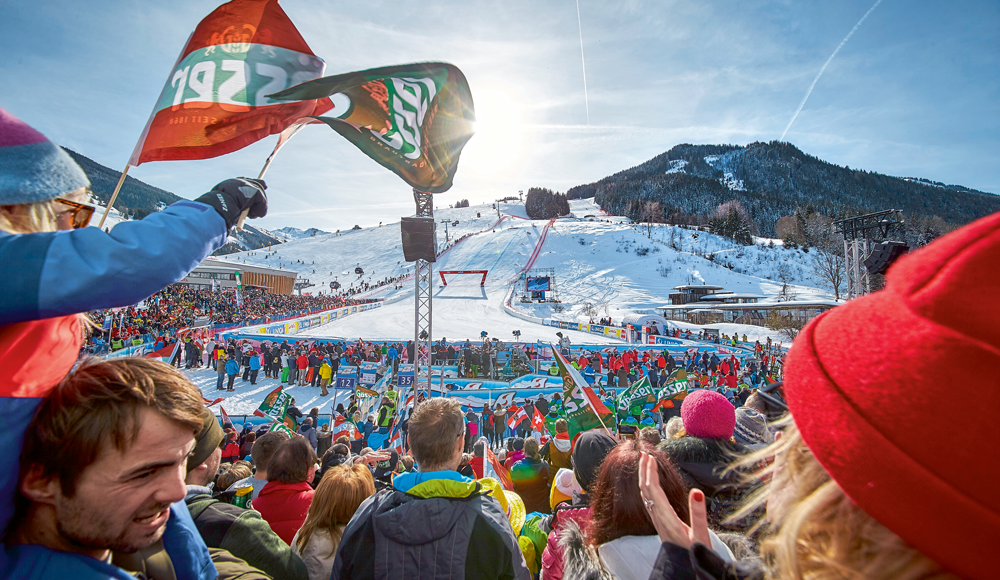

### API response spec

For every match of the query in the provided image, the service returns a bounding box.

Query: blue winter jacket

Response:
[249,355,261,370]
[226,358,240,375]
[0,200,227,580]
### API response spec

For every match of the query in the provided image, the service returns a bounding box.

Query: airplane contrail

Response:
[780,0,884,141]
[575,0,590,126]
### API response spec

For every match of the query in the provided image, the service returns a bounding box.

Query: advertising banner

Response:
[359,362,378,385]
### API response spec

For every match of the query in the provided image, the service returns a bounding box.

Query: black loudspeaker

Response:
[863,241,908,275]
[401,217,437,262]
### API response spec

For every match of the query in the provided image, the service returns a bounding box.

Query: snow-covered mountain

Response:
[272,226,332,241]
[222,198,833,343]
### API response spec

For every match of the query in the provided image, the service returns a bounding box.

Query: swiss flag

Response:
[531,407,546,433]
[506,406,528,430]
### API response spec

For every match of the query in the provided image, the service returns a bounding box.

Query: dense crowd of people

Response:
[1,108,994,580]
[83,285,368,351]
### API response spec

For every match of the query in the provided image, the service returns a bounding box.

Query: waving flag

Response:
[553,348,615,441]
[387,429,403,454]
[506,405,528,430]
[617,376,658,416]
[219,406,235,430]
[484,447,513,490]
[254,386,290,420]
[129,0,332,165]
[203,396,224,407]
[531,407,546,433]
[268,62,476,193]
[332,414,361,441]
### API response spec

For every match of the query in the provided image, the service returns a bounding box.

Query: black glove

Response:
[195,178,268,229]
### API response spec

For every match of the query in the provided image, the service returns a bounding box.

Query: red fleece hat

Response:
[784,211,1000,580]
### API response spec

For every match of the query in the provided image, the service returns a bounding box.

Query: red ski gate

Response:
[439,270,488,286]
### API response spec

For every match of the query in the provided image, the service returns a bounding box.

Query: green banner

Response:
[268,62,475,194]
[555,350,615,441]
[255,386,291,422]
[658,368,690,399]
[618,375,658,417]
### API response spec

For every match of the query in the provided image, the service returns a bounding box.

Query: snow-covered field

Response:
[186,198,834,413]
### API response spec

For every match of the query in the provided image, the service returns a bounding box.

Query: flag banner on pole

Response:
[356,386,379,398]
[254,385,290,420]
[387,429,403,455]
[219,406,235,430]
[553,348,615,441]
[129,0,332,165]
[617,376,657,416]
[332,413,361,441]
[484,446,513,490]
[531,407,546,433]
[506,406,527,430]
[267,62,476,193]
[658,368,690,399]
[269,421,295,437]
[203,397,224,407]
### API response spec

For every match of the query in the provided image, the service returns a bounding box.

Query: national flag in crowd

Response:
[332,413,362,441]
[267,62,476,193]
[219,406,235,430]
[531,406,546,433]
[506,405,528,430]
[553,348,615,441]
[129,0,332,165]
[387,429,402,455]
[143,341,177,363]
[254,386,291,420]
[484,446,513,491]
[203,396,224,407]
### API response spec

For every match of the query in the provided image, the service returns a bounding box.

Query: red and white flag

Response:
[506,406,528,430]
[387,429,403,454]
[484,447,513,490]
[531,406,546,433]
[332,414,361,441]
[129,0,332,166]
[203,397,224,407]
[220,406,235,430]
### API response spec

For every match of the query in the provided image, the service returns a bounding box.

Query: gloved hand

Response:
[195,178,268,230]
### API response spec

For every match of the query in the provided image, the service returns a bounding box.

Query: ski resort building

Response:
[657,285,838,326]
[177,257,299,295]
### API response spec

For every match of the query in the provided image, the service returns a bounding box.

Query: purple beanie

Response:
[681,389,736,439]
[0,107,90,204]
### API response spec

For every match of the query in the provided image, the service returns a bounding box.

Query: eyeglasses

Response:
[53,198,95,229]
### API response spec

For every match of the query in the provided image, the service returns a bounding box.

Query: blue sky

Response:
[2,0,998,231]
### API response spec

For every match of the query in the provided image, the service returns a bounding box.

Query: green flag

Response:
[254,386,291,422]
[658,368,690,400]
[269,422,296,437]
[618,376,658,417]
[553,349,615,441]
[268,62,476,193]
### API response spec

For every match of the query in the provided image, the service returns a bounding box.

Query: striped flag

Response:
[332,413,361,441]
[506,405,527,430]
[129,0,332,165]
[219,406,235,430]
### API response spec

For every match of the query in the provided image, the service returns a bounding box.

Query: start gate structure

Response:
[439,270,488,286]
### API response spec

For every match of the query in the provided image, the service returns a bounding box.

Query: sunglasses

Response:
[758,380,787,412]
[53,197,95,229]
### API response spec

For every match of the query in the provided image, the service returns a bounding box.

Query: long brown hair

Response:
[295,464,375,557]
[587,440,690,546]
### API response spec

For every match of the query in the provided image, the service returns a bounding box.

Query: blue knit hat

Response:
[0,107,90,204]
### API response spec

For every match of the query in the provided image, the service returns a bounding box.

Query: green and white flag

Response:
[269,421,296,437]
[554,348,615,441]
[618,376,657,416]
[254,386,291,421]
[658,368,690,399]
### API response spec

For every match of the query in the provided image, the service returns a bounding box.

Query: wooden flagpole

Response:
[97,165,130,229]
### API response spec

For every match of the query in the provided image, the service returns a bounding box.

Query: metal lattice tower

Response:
[833,209,905,299]
[413,190,435,394]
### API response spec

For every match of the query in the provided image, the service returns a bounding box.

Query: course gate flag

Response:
[129,0,332,165]
[267,62,476,193]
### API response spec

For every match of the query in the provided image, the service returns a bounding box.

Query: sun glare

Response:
[462,87,526,174]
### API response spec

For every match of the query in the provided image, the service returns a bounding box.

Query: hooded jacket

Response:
[332,470,530,580]
[254,480,315,545]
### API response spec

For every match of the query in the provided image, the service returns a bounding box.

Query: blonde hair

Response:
[295,464,375,557]
[0,198,58,234]
[728,418,954,580]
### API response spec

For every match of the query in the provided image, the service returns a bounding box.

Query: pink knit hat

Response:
[680,389,735,439]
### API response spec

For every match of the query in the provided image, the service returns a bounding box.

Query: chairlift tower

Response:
[833,209,904,299]
[294,278,313,296]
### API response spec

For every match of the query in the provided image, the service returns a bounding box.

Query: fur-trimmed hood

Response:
[658,436,745,496]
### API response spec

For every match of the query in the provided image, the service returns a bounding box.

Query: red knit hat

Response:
[784,211,1000,580]
[680,389,735,439]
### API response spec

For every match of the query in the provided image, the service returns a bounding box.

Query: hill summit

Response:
[566,141,1000,237]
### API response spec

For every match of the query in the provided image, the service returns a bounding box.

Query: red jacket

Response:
[253,480,315,545]
[296,355,309,369]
